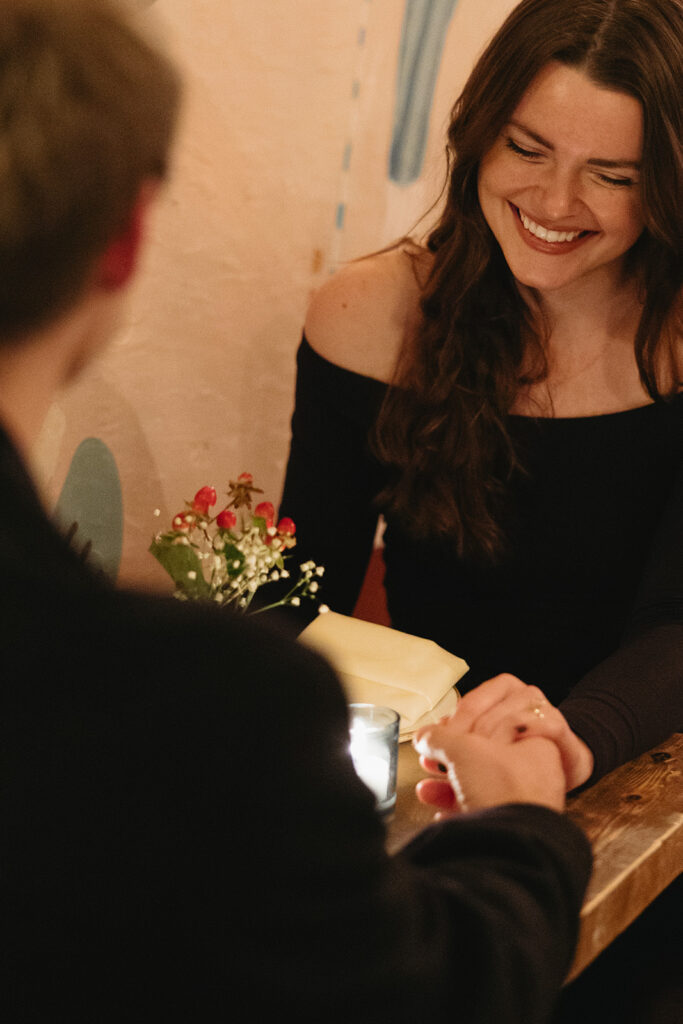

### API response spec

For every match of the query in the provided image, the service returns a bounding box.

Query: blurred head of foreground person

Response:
[0,0,180,454]
[0,3,591,1022]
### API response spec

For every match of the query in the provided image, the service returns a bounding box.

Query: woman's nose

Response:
[536,166,580,221]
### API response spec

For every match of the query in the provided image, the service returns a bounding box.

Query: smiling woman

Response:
[279,0,682,792]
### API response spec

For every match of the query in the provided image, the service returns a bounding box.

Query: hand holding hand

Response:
[413,723,567,816]
[436,674,595,791]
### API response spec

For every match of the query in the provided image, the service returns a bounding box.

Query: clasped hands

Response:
[413,674,595,817]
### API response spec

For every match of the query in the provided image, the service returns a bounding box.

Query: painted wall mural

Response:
[54,439,123,580]
[38,0,516,590]
[389,0,459,185]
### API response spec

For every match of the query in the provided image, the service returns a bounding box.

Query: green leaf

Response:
[149,538,211,599]
[220,542,246,578]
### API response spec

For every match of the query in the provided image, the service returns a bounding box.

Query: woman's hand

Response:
[428,674,594,792]
[413,726,566,816]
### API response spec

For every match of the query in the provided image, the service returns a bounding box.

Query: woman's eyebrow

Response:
[508,120,641,169]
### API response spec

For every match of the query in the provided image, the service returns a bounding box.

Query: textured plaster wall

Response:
[32,0,517,590]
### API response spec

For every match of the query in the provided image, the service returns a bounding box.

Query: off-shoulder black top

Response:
[280,336,683,781]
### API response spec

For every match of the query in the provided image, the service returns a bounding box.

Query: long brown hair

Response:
[374,0,682,562]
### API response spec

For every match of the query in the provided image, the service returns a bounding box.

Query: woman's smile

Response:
[510,202,595,253]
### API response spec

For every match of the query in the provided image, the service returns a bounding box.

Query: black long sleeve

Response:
[279,334,387,617]
[280,337,683,779]
[560,457,683,780]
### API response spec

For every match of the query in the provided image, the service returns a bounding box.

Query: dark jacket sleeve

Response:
[278,335,387,617]
[561,455,683,781]
[184,610,592,1024]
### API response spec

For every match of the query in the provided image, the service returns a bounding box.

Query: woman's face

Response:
[477,62,645,296]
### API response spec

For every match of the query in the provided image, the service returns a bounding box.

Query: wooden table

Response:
[386,731,683,981]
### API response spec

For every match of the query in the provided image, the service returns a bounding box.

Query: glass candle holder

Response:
[348,703,400,815]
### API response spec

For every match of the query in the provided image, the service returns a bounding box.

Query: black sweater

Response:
[280,336,683,781]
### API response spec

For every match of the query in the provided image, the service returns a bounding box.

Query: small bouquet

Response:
[150,472,325,614]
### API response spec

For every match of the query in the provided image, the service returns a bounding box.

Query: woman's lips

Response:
[510,203,596,254]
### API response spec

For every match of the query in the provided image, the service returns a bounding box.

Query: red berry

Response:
[277,516,296,536]
[237,472,253,484]
[192,486,217,513]
[254,501,275,526]
[216,508,237,530]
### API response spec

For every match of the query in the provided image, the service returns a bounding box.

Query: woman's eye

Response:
[505,137,540,159]
[595,172,635,188]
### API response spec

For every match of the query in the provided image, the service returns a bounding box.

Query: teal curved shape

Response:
[54,437,123,580]
[389,0,459,185]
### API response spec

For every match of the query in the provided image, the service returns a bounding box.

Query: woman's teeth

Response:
[518,208,582,243]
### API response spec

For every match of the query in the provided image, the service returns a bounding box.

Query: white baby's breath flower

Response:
[309,581,318,593]
[318,604,330,614]
[187,571,197,580]
[153,508,161,517]
[291,597,301,607]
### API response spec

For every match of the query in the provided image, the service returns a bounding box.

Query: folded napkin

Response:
[300,611,469,740]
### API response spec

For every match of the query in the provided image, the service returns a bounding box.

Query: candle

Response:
[350,745,390,803]
[348,704,399,814]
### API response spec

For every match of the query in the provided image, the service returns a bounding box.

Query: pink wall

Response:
[32,0,517,590]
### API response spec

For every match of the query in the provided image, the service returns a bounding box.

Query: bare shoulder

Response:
[304,245,429,383]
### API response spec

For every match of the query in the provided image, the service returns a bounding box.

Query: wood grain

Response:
[385,732,683,980]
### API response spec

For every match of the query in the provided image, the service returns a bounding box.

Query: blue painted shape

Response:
[336,202,346,230]
[54,437,123,580]
[389,0,459,185]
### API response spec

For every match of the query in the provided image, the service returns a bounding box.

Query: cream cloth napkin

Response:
[300,611,469,740]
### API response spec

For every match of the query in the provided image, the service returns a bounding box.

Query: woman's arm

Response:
[278,336,385,616]
[560,451,683,779]
[279,251,418,616]
[433,456,683,788]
